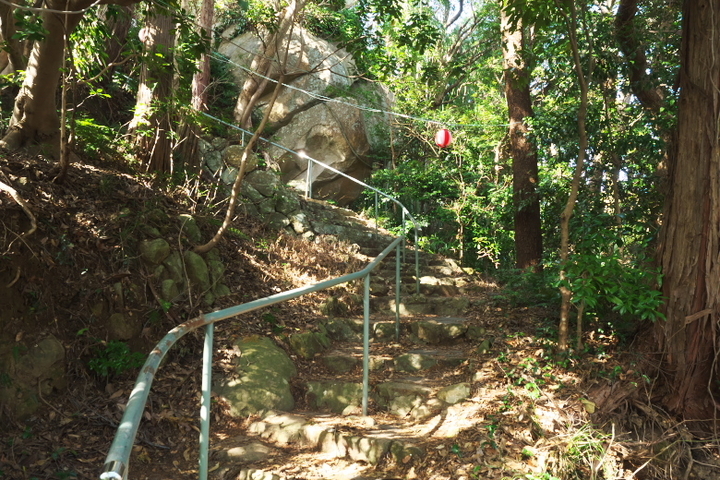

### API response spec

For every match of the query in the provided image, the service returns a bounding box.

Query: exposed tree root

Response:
[0,177,37,238]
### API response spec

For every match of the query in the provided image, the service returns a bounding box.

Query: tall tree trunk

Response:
[501,4,543,271]
[556,0,590,352]
[0,0,92,156]
[129,9,175,173]
[0,1,26,72]
[656,0,720,420]
[177,0,214,169]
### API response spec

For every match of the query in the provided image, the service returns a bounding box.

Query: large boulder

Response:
[218,27,392,205]
[215,337,297,417]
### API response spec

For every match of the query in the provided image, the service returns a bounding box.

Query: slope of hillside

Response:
[0,153,712,480]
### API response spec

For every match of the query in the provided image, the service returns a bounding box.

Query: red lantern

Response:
[435,128,453,148]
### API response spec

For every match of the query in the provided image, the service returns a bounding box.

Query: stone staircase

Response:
[211,203,498,480]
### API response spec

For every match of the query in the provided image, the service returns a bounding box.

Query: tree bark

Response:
[501,5,543,271]
[0,0,140,157]
[128,9,175,173]
[655,0,720,420]
[177,0,213,169]
[556,0,590,352]
[233,0,306,129]
[0,0,93,156]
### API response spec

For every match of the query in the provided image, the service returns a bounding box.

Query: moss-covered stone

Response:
[183,250,211,291]
[288,332,330,359]
[139,239,171,265]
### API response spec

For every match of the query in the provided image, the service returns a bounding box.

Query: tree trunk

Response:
[501,6,543,270]
[0,1,26,72]
[655,0,720,420]
[0,0,93,156]
[0,0,141,156]
[177,0,213,169]
[129,9,175,173]
[556,0,590,352]
[233,0,305,129]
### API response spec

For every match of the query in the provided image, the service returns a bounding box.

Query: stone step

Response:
[244,411,424,466]
[320,316,487,345]
[370,294,471,316]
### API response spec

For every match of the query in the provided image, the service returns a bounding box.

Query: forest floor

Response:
[1,153,719,480]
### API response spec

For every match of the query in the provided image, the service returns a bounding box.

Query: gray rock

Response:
[221,166,239,185]
[160,279,181,302]
[205,150,223,174]
[466,325,487,341]
[139,239,170,265]
[177,214,202,243]
[394,352,438,372]
[183,251,211,291]
[258,197,277,215]
[223,145,259,173]
[320,318,361,342]
[211,137,229,150]
[288,332,330,359]
[215,337,297,417]
[235,469,282,480]
[265,212,290,230]
[275,189,300,215]
[436,297,470,316]
[346,435,392,465]
[162,251,185,284]
[323,352,359,374]
[319,296,348,317]
[437,382,471,405]
[218,26,392,206]
[376,381,432,402]
[216,440,274,463]
[373,321,398,340]
[411,317,468,344]
[306,381,364,413]
[214,284,231,298]
[206,258,225,285]
[240,181,265,203]
[1,335,66,420]
[390,442,425,464]
[289,212,310,235]
[246,170,281,197]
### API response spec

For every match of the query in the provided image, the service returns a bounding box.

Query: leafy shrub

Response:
[88,341,145,379]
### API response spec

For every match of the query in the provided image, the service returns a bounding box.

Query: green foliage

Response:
[12,9,49,42]
[74,115,125,159]
[560,214,665,322]
[88,341,145,379]
[495,269,559,308]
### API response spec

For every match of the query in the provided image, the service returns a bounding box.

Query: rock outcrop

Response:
[218,26,392,205]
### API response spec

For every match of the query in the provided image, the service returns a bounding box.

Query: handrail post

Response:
[374,192,378,235]
[401,209,406,265]
[305,158,313,199]
[414,225,420,294]
[199,322,214,480]
[362,274,371,416]
[395,242,401,341]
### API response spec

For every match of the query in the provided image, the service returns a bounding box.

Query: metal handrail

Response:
[302,153,420,293]
[100,236,405,480]
[199,111,422,293]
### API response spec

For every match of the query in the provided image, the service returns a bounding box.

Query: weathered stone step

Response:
[371,294,471,316]
[239,411,424,466]
[320,316,486,345]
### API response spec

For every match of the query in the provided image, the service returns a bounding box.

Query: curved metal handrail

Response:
[100,236,407,480]
[100,114,421,479]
